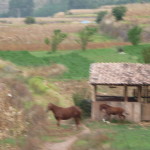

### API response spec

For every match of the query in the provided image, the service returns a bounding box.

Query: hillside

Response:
[0,0,150,16]
[0,0,48,14]
[100,3,150,43]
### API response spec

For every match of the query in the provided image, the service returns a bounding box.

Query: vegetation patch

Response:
[124,44,150,63]
[85,121,150,150]
[71,130,109,150]
[1,44,149,80]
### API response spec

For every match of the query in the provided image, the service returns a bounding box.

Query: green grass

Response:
[74,32,116,42]
[92,33,117,42]
[86,121,150,150]
[0,44,149,79]
[0,138,17,145]
[0,136,25,147]
[123,43,150,63]
[135,15,150,18]
[78,48,138,63]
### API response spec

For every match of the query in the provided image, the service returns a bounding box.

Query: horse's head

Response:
[46,103,54,112]
[100,104,109,111]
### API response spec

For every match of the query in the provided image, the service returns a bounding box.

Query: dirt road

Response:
[41,125,90,150]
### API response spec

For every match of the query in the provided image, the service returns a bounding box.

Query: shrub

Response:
[24,16,36,24]
[95,11,107,24]
[112,6,127,21]
[28,77,48,94]
[142,48,150,64]
[79,99,91,117]
[128,26,142,45]
[44,29,67,52]
[73,89,91,117]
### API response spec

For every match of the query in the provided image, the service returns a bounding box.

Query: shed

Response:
[89,63,150,122]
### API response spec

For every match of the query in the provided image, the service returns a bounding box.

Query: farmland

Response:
[0,44,149,80]
[0,3,150,150]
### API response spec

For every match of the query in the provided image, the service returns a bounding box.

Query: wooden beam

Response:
[91,85,97,101]
[137,85,142,102]
[124,85,128,102]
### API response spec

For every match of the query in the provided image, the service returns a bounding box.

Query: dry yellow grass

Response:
[123,3,150,24]
[0,3,149,51]
[68,8,111,14]
[0,23,86,50]
[0,17,95,24]
[126,3,150,17]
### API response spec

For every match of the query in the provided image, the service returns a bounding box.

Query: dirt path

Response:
[41,124,90,150]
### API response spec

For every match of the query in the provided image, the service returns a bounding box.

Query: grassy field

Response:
[0,44,149,80]
[72,121,150,150]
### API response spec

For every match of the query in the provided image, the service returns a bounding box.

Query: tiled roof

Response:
[89,63,150,85]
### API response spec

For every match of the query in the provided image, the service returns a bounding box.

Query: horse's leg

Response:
[121,115,126,120]
[107,113,111,121]
[57,119,61,126]
[119,114,125,120]
[74,117,80,129]
[103,113,108,120]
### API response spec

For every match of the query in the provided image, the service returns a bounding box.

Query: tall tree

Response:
[34,0,69,17]
[76,26,97,51]
[9,0,34,17]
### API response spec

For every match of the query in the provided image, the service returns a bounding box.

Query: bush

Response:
[95,11,107,24]
[74,98,91,118]
[128,26,142,45]
[73,89,91,117]
[112,6,127,21]
[79,99,91,117]
[28,77,48,94]
[24,16,36,24]
[142,48,150,63]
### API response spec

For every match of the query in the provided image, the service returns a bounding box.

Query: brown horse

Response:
[100,103,128,121]
[47,103,82,128]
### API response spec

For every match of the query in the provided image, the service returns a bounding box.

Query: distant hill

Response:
[0,0,48,14]
[0,0,9,14]
[0,0,150,16]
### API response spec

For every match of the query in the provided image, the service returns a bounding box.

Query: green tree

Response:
[128,26,142,45]
[44,30,67,52]
[112,6,127,21]
[9,0,34,17]
[69,0,85,9]
[34,0,68,17]
[24,16,36,24]
[76,26,97,51]
[96,11,107,24]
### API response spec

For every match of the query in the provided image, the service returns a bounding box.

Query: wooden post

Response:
[91,84,97,120]
[93,85,97,101]
[137,85,142,102]
[92,85,97,101]
[124,85,128,102]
